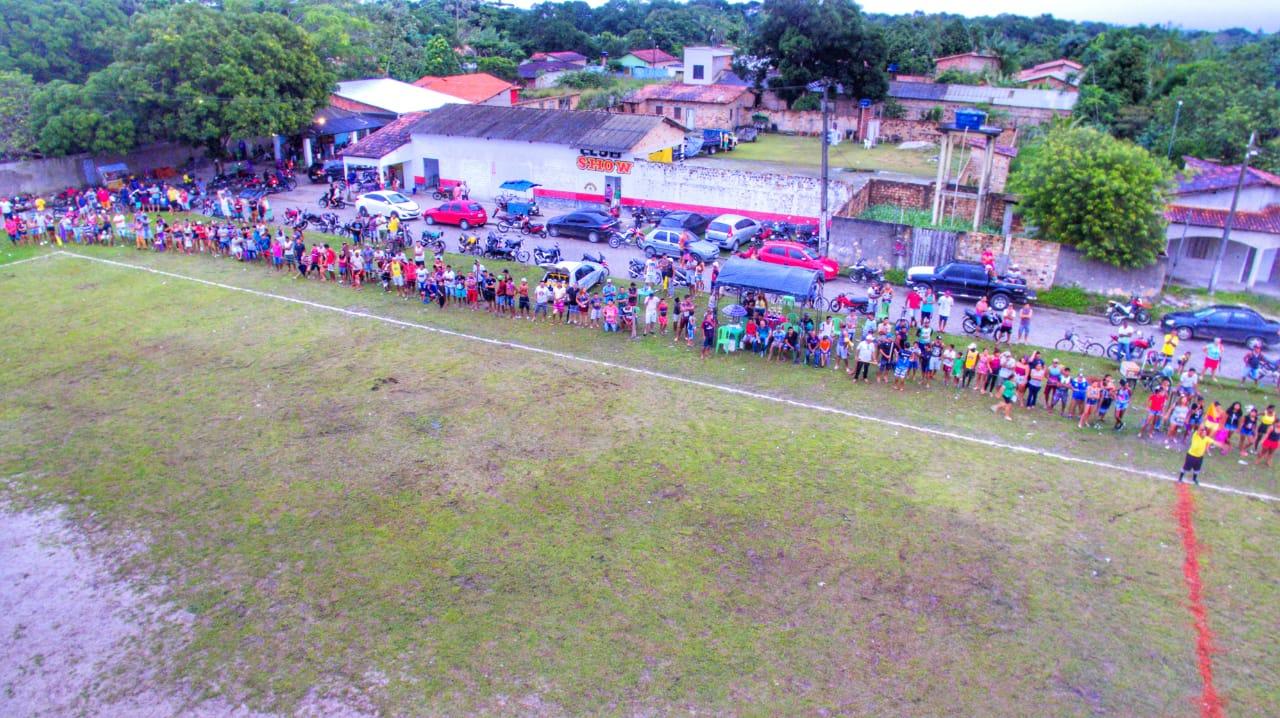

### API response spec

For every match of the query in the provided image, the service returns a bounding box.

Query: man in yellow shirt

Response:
[1179,425,1219,485]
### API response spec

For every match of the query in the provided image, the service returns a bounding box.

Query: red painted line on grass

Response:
[1174,483,1225,718]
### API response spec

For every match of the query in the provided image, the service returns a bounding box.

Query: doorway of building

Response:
[421,158,440,192]
[604,175,622,207]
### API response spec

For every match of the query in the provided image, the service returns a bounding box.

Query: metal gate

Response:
[909,228,958,267]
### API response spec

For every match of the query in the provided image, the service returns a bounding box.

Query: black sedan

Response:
[1161,304,1280,346]
[546,211,620,243]
[657,210,713,237]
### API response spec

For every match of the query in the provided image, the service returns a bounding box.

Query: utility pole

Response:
[819,83,831,258]
[1165,99,1183,159]
[1207,132,1258,295]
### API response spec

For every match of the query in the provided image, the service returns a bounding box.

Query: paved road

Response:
[260,179,1258,381]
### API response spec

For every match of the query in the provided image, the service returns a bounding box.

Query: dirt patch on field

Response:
[0,503,376,717]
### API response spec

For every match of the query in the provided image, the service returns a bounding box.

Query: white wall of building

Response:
[406,133,851,221]
[1175,186,1278,212]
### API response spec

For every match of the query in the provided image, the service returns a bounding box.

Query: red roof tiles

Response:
[1165,204,1280,235]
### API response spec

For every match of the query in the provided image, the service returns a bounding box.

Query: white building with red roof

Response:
[1166,156,1280,290]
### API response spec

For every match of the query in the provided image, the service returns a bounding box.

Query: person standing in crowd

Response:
[1179,425,1220,485]
[936,290,954,331]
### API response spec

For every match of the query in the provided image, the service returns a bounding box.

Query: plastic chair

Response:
[780,295,797,312]
[715,325,737,353]
[725,324,745,345]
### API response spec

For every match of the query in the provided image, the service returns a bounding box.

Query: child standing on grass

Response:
[1256,422,1280,467]
[892,344,910,392]
[991,374,1016,420]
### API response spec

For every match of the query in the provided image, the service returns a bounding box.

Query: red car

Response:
[423,201,488,229]
[754,240,840,281]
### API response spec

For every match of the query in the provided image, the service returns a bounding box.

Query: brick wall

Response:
[837,177,1015,229]
[876,117,1019,146]
[957,233,1060,289]
[959,150,1011,193]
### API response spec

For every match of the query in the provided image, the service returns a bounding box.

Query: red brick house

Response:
[1016,59,1083,91]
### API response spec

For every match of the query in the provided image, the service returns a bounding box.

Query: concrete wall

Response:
[1056,245,1168,297]
[515,93,582,111]
[637,96,753,131]
[0,142,204,195]
[829,217,909,268]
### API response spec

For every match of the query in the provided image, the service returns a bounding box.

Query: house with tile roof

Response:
[1016,59,1083,91]
[1165,157,1280,289]
[618,48,679,77]
[338,112,430,190]
[618,82,752,130]
[413,73,517,106]
[517,59,587,89]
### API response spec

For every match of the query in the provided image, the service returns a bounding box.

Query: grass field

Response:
[2,246,1279,715]
[721,134,958,178]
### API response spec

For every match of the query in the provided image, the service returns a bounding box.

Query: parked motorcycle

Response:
[847,259,885,284]
[581,250,610,275]
[483,232,530,263]
[458,233,483,256]
[627,258,646,281]
[823,293,873,315]
[961,308,1003,337]
[533,243,563,266]
[1105,332,1153,362]
[1107,296,1152,326]
[420,230,446,255]
[608,227,645,249]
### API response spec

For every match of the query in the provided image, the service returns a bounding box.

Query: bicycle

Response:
[1054,327,1105,357]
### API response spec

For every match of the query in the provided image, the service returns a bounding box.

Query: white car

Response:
[355,191,420,220]
[704,213,761,250]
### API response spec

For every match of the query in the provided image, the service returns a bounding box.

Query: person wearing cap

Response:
[961,343,979,388]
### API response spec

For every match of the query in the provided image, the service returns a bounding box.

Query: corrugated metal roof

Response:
[408,104,672,152]
[341,113,427,160]
[888,80,1077,112]
[334,79,462,114]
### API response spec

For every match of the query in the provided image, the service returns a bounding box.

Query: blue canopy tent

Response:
[498,180,540,193]
[712,258,821,300]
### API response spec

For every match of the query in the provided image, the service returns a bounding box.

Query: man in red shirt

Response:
[905,287,923,326]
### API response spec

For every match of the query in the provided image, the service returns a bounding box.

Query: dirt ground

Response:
[0,502,377,718]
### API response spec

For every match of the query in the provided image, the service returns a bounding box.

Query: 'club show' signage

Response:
[577,148,632,174]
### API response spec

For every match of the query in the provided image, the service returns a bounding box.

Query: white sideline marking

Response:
[42,250,1280,504]
[1,252,61,268]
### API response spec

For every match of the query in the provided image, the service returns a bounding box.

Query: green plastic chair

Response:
[715,325,737,353]
[779,295,797,311]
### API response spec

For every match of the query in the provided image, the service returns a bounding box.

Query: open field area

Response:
[711,134,956,178]
[2,247,1279,716]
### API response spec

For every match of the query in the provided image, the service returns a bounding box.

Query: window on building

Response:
[655,104,664,116]
[1187,237,1215,260]
[692,65,705,80]
[558,97,570,110]
[673,106,682,120]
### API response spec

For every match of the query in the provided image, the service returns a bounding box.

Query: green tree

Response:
[298,4,380,79]
[30,75,140,156]
[104,4,333,154]
[0,0,127,83]
[420,35,462,77]
[1009,125,1171,268]
[1082,32,1150,106]
[753,0,887,108]
[476,56,518,82]
[0,70,37,159]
